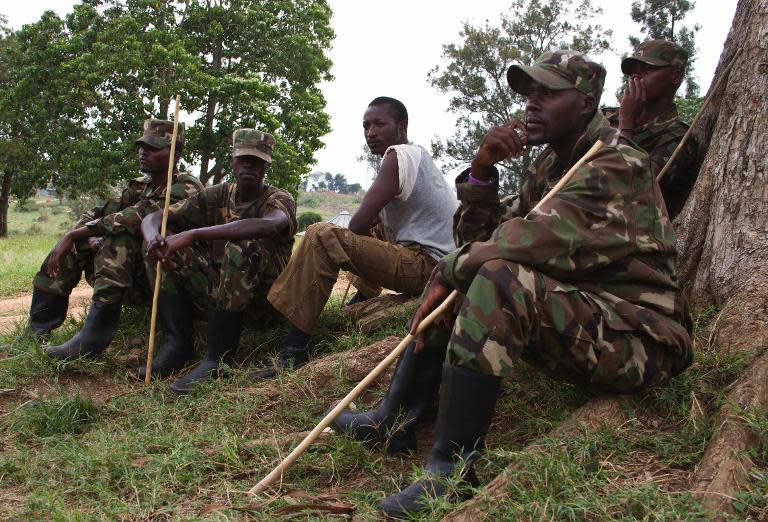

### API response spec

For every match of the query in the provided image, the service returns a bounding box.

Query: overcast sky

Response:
[4,0,738,187]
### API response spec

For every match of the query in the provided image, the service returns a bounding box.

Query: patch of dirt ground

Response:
[0,284,92,332]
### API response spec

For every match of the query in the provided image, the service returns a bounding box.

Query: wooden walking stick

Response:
[247,137,605,496]
[248,289,458,496]
[656,48,742,182]
[144,95,182,386]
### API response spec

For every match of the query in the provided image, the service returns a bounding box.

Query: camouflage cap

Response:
[507,50,606,105]
[135,119,185,149]
[232,128,276,162]
[621,39,688,74]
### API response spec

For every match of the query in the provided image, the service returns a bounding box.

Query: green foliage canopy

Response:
[629,0,700,97]
[428,0,613,194]
[0,0,334,238]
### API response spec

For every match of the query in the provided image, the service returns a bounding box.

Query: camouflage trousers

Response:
[446,259,686,393]
[34,232,147,304]
[148,239,281,315]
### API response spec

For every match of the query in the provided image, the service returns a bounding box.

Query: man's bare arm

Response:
[348,151,399,235]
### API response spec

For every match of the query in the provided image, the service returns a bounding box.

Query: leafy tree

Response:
[429,0,612,194]
[0,1,334,237]
[629,0,700,97]
[356,146,380,180]
[343,182,362,194]
[332,173,347,192]
[676,95,704,123]
[178,0,334,186]
[0,14,16,237]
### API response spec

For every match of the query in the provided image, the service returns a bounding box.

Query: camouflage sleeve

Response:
[439,145,647,293]
[164,189,209,231]
[74,206,101,228]
[73,183,142,228]
[95,178,201,236]
[452,168,505,246]
[655,136,699,219]
[264,190,298,237]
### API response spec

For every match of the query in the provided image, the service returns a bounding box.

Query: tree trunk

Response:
[199,38,223,184]
[673,0,768,514]
[0,172,12,238]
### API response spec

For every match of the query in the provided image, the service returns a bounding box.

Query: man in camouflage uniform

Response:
[141,129,297,394]
[44,119,203,360]
[605,39,698,219]
[331,51,694,517]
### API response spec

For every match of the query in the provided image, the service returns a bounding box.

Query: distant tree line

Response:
[304,172,362,194]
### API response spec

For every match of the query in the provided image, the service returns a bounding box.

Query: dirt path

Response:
[0,285,91,332]
[0,273,354,333]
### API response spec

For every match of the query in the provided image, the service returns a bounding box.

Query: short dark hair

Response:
[368,96,408,124]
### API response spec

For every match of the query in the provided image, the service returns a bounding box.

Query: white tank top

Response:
[379,144,458,260]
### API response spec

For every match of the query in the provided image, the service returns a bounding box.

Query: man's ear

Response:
[671,67,684,87]
[582,94,596,119]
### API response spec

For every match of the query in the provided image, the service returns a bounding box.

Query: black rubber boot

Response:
[137,291,196,380]
[251,326,312,380]
[44,300,122,361]
[29,287,69,336]
[168,309,243,395]
[380,364,502,518]
[329,341,446,454]
[250,344,311,380]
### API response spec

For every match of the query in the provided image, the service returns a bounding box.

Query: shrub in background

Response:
[298,211,323,231]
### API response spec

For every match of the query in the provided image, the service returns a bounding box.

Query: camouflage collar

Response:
[636,104,679,134]
[567,110,610,166]
[142,171,185,197]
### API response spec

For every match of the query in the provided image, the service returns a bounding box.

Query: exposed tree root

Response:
[443,395,635,521]
[255,336,399,410]
[690,295,768,515]
[344,294,417,333]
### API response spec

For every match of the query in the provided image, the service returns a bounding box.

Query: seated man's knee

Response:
[304,222,337,242]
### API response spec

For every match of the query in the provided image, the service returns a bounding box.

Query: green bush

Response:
[15,199,36,212]
[298,211,323,231]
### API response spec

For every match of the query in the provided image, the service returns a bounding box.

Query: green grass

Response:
[0,191,353,299]
[297,190,363,220]
[3,297,761,520]
[2,194,767,519]
[0,198,75,297]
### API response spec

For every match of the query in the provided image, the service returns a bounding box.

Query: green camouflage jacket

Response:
[167,182,298,267]
[442,111,692,353]
[73,177,150,228]
[92,172,203,236]
[604,105,698,219]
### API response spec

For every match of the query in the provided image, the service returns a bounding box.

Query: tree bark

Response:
[673,0,768,514]
[199,38,222,184]
[0,171,12,238]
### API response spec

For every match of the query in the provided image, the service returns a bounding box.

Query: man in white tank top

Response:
[255,97,458,379]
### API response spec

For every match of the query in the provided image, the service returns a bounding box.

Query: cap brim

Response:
[621,56,670,74]
[233,148,272,162]
[135,137,165,148]
[506,64,574,95]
